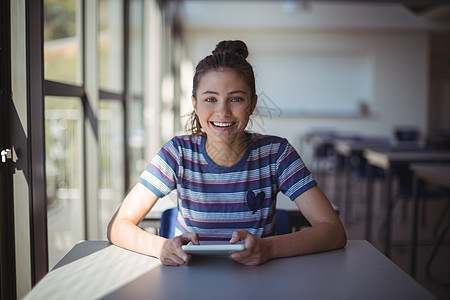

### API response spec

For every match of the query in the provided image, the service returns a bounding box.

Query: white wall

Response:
[182,28,429,164]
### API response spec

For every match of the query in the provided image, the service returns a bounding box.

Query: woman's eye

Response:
[205,97,216,102]
[230,97,243,102]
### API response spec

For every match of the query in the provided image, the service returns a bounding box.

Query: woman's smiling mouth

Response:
[210,121,236,128]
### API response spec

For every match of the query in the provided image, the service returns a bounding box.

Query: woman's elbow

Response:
[106,213,118,243]
[333,223,347,249]
[106,222,113,243]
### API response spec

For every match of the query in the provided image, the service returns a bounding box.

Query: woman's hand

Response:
[160,232,199,266]
[228,230,271,265]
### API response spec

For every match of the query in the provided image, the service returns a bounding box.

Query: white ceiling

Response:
[178,1,450,31]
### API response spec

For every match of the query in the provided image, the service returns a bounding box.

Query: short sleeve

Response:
[276,140,317,201]
[138,138,179,198]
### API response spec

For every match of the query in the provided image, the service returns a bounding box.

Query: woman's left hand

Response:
[228,230,271,265]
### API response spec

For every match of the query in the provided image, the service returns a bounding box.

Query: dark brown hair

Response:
[187,40,256,136]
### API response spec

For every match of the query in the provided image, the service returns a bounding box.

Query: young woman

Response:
[107,40,346,266]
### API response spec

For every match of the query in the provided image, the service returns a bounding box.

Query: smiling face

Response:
[192,69,256,148]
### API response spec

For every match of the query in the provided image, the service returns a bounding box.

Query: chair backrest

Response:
[159,207,292,239]
[393,126,420,142]
[159,207,178,239]
[275,209,292,235]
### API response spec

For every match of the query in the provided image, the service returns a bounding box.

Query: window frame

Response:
[39,0,134,281]
[28,0,49,283]
[1,0,16,298]
[6,0,152,294]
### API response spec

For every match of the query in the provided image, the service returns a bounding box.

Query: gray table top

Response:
[24,240,436,300]
[410,163,450,189]
[363,148,450,169]
[334,139,391,156]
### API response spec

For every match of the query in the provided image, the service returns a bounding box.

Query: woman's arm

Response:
[230,186,347,265]
[107,182,198,265]
[267,186,347,258]
[107,183,166,258]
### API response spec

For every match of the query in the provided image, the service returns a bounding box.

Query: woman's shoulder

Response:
[172,134,203,142]
[169,134,204,150]
[249,132,289,146]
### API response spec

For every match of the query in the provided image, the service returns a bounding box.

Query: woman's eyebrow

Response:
[201,90,218,95]
[201,90,247,95]
[228,90,247,95]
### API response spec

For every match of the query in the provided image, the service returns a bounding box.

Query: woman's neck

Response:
[205,133,247,167]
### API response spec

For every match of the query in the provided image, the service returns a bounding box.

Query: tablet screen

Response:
[182,241,245,255]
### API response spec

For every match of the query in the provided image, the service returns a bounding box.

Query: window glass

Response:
[128,97,146,185]
[99,0,124,93]
[128,0,146,186]
[44,0,81,84]
[45,96,84,269]
[129,0,144,95]
[99,100,125,238]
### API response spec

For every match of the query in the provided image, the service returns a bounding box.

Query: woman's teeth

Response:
[212,122,233,127]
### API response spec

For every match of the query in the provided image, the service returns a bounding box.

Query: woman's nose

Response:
[216,102,231,117]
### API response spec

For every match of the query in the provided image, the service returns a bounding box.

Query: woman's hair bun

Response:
[212,40,249,59]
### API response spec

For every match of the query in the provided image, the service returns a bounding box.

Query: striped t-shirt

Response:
[138,132,316,240]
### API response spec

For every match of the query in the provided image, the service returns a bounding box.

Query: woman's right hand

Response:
[159,232,199,266]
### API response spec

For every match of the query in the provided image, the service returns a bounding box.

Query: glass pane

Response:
[128,0,146,186]
[128,96,146,186]
[129,0,144,95]
[45,97,84,269]
[99,0,124,93]
[44,0,82,84]
[99,100,125,239]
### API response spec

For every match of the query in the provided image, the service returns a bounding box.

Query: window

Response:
[44,0,85,269]
[98,0,126,240]
[44,0,82,85]
[45,96,84,268]
[8,0,157,294]
[128,0,146,184]
[99,0,124,93]
[98,100,124,238]
[42,0,147,269]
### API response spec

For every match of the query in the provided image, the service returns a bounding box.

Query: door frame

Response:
[0,0,17,299]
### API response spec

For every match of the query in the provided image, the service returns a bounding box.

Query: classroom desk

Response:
[306,132,362,190]
[24,240,436,300]
[363,148,450,257]
[306,133,337,189]
[409,164,450,279]
[333,138,390,222]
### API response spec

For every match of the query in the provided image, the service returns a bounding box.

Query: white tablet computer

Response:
[182,241,245,255]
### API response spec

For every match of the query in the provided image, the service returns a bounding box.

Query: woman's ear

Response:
[250,95,258,115]
[191,95,197,112]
